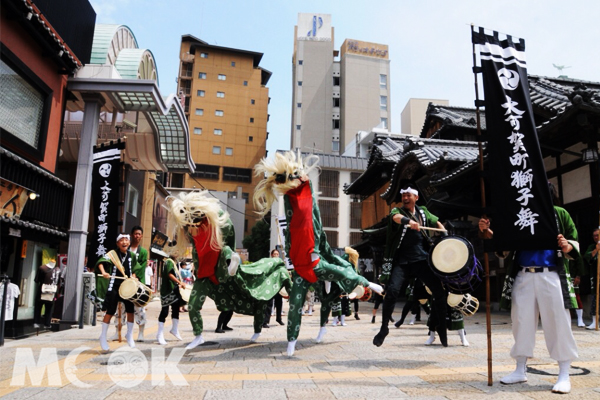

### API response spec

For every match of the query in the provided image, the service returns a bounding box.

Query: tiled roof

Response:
[421,104,486,137]
[1,216,68,238]
[381,137,481,203]
[307,152,367,171]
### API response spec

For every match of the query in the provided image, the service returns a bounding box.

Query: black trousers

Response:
[264,293,283,324]
[381,260,446,334]
[159,302,180,323]
[34,298,54,327]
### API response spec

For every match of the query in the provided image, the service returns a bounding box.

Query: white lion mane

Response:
[253,150,319,216]
[166,190,228,259]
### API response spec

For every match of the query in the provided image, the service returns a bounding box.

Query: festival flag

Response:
[87,142,124,270]
[472,27,557,251]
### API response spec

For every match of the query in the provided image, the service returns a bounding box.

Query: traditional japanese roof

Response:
[309,152,367,171]
[420,103,486,139]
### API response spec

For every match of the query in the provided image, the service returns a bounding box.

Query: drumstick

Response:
[96,274,127,280]
[419,226,448,233]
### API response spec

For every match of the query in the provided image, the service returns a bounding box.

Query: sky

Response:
[89,0,600,155]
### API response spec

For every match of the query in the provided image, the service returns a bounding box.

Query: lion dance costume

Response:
[166,191,291,350]
[254,151,383,356]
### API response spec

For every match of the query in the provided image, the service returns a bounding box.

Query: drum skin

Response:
[428,236,482,294]
[279,287,289,299]
[119,278,151,307]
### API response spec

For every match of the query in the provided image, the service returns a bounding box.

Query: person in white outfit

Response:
[479,193,580,394]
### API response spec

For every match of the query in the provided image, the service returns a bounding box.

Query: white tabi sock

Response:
[99,322,110,351]
[125,322,135,348]
[315,327,327,343]
[170,319,182,340]
[287,340,297,357]
[501,356,527,384]
[186,334,205,350]
[552,361,571,394]
[157,322,167,345]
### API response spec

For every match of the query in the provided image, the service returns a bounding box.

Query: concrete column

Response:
[62,94,105,322]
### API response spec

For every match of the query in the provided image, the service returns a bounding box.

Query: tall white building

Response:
[291,13,391,155]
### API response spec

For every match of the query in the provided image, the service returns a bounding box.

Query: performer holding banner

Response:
[96,234,138,351]
[473,27,580,394]
[373,185,449,347]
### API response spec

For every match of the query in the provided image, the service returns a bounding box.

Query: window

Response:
[380,74,387,89]
[332,140,340,152]
[332,119,340,129]
[324,230,338,247]
[127,184,139,217]
[228,192,249,203]
[193,127,202,135]
[249,136,253,142]
[319,170,339,198]
[296,125,301,130]
[212,146,221,154]
[319,200,339,228]
[200,52,208,58]
[298,81,302,86]
[223,167,252,183]
[215,110,224,117]
[380,95,388,111]
[244,219,248,233]
[195,108,204,116]
[199,72,206,79]
[217,91,225,98]
[243,81,248,86]
[349,232,362,245]
[298,60,303,65]
[333,76,340,86]
[231,61,236,67]
[297,103,302,108]
[197,90,205,97]
[350,202,362,229]
[0,54,51,159]
[251,99,255,105]
[213,129,222,135]
[225,147,233,156]
[191,164,219,180]
[181,80,191,95]
[249,117,254,123]
[380,117,388,129]
[333,98,339,107]
[218,74,226,80]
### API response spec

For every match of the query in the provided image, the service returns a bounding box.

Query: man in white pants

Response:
[479,198,579,394]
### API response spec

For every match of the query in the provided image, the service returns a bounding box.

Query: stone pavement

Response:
[1,297,599,399]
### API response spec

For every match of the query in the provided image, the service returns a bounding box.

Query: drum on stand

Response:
[119,278,152,307]
[428,236,482,294]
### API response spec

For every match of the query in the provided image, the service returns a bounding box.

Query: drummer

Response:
[373,185,449,347]
[96,233,138,351]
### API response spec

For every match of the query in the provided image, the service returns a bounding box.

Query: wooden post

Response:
[471,24,493,386]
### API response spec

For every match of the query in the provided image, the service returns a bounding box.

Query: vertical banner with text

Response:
[88,143,124,270]
[473,27,557,251]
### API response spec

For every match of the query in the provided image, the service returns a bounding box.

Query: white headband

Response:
[400,187,418,196]
[116,234,130,242]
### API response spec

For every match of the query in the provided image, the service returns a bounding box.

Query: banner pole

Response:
[471,24,493,386]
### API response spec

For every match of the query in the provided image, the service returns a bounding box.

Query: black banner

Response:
[473,27,557,251]
[88,143,123,269]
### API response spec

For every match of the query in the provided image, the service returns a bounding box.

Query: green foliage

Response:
[242,219,271,262]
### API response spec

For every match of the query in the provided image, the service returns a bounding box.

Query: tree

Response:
[242,219,271,261]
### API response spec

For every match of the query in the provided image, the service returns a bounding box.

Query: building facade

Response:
[401,98,449,135]
[177,35,272,238]
[291,13,391,155]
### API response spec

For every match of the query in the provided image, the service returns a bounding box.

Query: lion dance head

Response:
[166,190,228,259]
[253,150,319,216]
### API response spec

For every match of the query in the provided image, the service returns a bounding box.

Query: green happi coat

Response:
[499,206,580,310]
[160,258,180,306]
[92,249,135,309]
[187,213,291,336]
[130,246,148,285]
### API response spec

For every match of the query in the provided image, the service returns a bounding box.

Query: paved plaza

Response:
[1,297,599,399]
